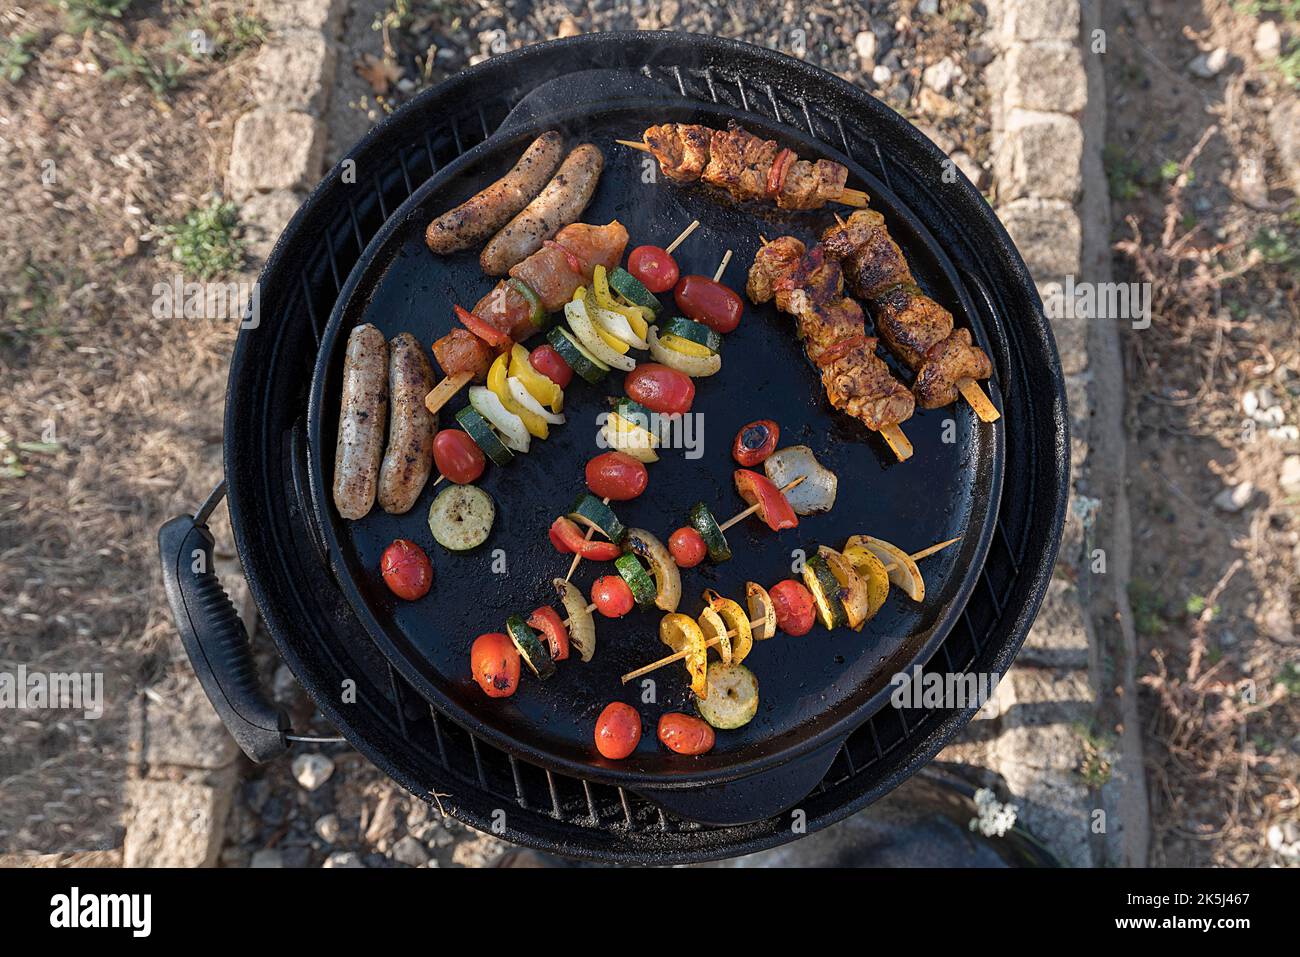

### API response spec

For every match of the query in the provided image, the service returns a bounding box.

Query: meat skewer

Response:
[616,122,869,210]
[425,220,630,416]
[748,236,915,462]
[822,210,999,422]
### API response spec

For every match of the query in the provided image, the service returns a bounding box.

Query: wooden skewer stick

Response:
[665,219,700,255]
[424,370,473,416]
[717,476,805,532]
[838,187,869,208]
[712,249,733,283]
[620,536,962,683]
[564,496,611,582]
[562,602,599,627]
[957,378,1001,423]
[621,619,765,685]
[879,424,914,462]
[616,138,651,152]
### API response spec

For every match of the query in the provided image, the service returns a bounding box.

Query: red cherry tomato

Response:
[628,245,679,293]
[657,713,716,755]
[770,579,816,636]
[591,575,635,618]
[624,363,695,415]
[668,527,707,568]
[674,275,743,334]
[585,451,649,501]
[471,632,520,698]
[380,539,432,600]
[595,702,641,759]
[529,343,573,389]
[433,428,486,484]
[732,419,780,466]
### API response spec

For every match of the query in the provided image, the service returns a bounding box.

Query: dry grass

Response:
[0,0,258,853]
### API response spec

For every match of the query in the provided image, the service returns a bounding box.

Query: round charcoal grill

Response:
[159,33,1068,865]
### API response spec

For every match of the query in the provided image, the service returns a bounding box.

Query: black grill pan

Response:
[305,73,1003,824]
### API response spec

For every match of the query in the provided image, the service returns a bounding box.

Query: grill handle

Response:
[158,484,289,763]
[634,737,844,826]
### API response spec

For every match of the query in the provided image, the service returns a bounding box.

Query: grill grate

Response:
[236,37,1064,863]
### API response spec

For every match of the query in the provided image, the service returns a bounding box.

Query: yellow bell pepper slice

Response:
[489,352,548,440]
[508,343,563,414]
[660,613,708,699]
[593,265,649,340]
[659,332,714,358]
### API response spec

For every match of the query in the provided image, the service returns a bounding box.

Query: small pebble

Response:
[249,848,283,868]
[1281,456,1300,497]
[323,851,366,869]
[391,834,431,867]
[916,0,939,15]
[292,753,335,792]
[1255,21,1282,60]
[854,30,877,67]
[1188,47,1229,79]
[314,813,341,844]
[872,64,892,85]
[1213,481,1255,513]
[923,57,958,93]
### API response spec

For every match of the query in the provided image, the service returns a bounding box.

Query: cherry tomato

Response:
[585,451,649,501]
[674,275,743,334]
[770,579,816,636]
[668,527,707,568]
[380,539,432,600]
[624,363,695,415]
[471,632,520,698]
[657,712,716,755]
[529,343,573,389]
[595,702,641,759]
[628,245,679,293]
[591,575,635,618]
[433,428,486,484]
[732,419,780,466]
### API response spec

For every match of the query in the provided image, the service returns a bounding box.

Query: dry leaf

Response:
[354,53,403,96]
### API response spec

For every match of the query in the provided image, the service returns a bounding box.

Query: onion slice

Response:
[764,445,837,515]
[507,376,565,425]
[648,325,722,377]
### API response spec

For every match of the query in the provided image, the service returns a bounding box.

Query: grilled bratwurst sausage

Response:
[378,332,437,514]
[479,143,605,276]
[333,324,389,520]
[425,131,564,256]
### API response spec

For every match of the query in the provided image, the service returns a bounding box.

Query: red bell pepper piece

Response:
[733,469,798,532]
[548,517,622,560]
[527,605,569,661]
[767,148,796,197]
[813,334,869,367]
[454,304,511,349]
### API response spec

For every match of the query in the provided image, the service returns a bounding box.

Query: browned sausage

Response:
[332,324,388,520]
[424,131,565,255]
[479,143,605,276]
[378,332,437,514]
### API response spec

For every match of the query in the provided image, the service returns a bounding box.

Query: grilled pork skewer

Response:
[617,122,869,210]
[425,221,630,415]
[822,211,999,422]
[748,236,915,461]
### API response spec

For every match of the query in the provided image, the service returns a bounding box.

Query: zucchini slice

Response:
[568,493,626,543]
[505,614,556,680]
[554,578,595,662]
[609,266,662,314]
[688,502,732,563]
[818,546,872,631]
[623,528,681,612]
[428,484,495,552]
[660,316,723,354]
[615,553,656,607]
[454,406,513,467]
[802,553,848,629]
[696,663,759,729]
[611,396,654,432]
[546,325,608,385]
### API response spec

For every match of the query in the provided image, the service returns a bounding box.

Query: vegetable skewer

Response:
[718,475,804,531]
[620,535,961,683]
